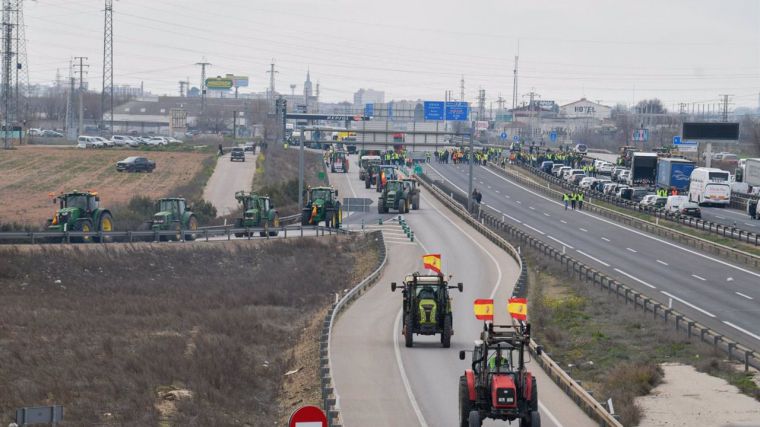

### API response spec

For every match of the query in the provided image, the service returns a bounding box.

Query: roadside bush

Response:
[189,199,217,224]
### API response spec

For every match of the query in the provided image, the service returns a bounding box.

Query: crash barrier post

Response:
[423,174,760,375]
[322,232,388,427]
[416,176,622,427]
[486,162,760,270]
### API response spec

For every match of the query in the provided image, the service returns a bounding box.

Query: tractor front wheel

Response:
[185,216,198,241]
[73,219,94,243]
[365,178,371,189]
[404,313,413,348]
[442,315,452,348]
[520,411,541,427]
[378,200,385,214]
[96,212,113,243]
[301,209,311,226]
[468,410,482,427]
[459,376,473,427]
[413,195,420,210]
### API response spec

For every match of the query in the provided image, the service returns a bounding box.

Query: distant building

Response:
[354,88,385,107]
[559,98,612,120]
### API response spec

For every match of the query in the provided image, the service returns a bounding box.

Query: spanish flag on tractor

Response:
[473,299,494,321]
[508,297,528,321]
[422,254,442,274]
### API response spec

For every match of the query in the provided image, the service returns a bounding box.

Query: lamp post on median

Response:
[467,125,474,213]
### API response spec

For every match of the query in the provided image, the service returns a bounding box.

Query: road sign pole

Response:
[298,121,306,212]
[467,129,474,213]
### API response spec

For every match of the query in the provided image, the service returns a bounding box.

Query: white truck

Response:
[745,158,760,219]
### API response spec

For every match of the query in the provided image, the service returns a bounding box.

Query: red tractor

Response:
[458,322,542,427]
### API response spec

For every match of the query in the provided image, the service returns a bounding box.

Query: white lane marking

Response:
[422,188,577,427]
[505,195,511,199]
[715,215,726,220]
[577,250,610,267]
[601,237,610,242]
[543,212,551,217]
[385,241,418,246]
[529,206,536,210]
[626,247,637,253]
[393,310,429,426]
[614,268,657,289]
[516,200,522,204]
[744,222,757,227]
[477,166,760,282]
[722,321,760,341]
[560,220,567,224]
[487,205,503,214]
[487,185,492,189]
[661,291,716,318]
[523,223,546,235]
[504,213,523,224]
[691,274,706,281]
[727,277,734,282]
[548,235,574,249]
[736,292,754,300]
[656,259,669,266]
[495,190,500,193]
[579,228,588,232]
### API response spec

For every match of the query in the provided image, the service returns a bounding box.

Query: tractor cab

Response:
[234,191,280,237]
[156,198,187,217]
[56,191,100,212]
[459,323,542,427]
[391,273,463,348]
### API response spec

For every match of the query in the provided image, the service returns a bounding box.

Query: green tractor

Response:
[47,190,114,243]
[378,179,411,214]
[233,191,280,237]
[301,186,342,229]
[392,272,463,348]
[329,150,349,173]
[149,198,199,241]
[402,178,421,210]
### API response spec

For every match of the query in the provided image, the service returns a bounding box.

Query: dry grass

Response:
[254,144,328,215]
[0,234,380,426]
[0,146,213,227]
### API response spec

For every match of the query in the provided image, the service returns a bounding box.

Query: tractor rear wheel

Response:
[96,212,113,243]
[365,178,371,189]
[234,218,245,238]
[442,315,452,348]
[459,376,473,427]
[185,216,198,241]
[413,195,420,210]
[468,410,482,427]
[301,209,311,226]
[404,313,413,348]
[73,219,94,243]
[378,200,385,214]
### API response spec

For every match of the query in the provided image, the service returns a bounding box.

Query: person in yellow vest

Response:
[563,193,570,210]
[570,192,577,210]
[578,192,584,210]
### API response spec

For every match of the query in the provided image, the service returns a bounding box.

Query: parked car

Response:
[615,185,632,198]
[591,179,611,192]
[664,195,690,215]
[230,147,245,162]
[631,188,650,203]
[679,200,701,218]
[244,142,256,152]
[111,135,131,146]
[603,183,620,195]
[551,164,565,176]
[556,166,572,179]
[165,137,183,144]
[597,162,614,174]
[570,172,587,185]
[41,129,64,137]
[27,128,42,136]
[653,196,668,209]
[640,195,658,207]
[611,167,628,182]
[618,170,632,184]
[116,156,155,173]
[147,136,168,146]
[540,161,554,173]
[94,136,113,147]
[564,169,585,182]
[76,136,95,148]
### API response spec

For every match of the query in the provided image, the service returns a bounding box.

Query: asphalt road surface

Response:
[330,157,596,427]
[427,161,760,352]
[202,149,257,217]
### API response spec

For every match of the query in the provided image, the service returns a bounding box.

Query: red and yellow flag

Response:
[473,299,494,321]
[422,253,442,274]
[508,297,528,321]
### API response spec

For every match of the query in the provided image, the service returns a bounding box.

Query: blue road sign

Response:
[387,104,393,118]
[445,102,469,121]
[423,101,445,121]
[550,131,557,142]
[500,131,508,141]
[513,135,519,141]
[673,135,682,145]
[364,103,374,117]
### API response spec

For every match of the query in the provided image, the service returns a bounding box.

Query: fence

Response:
[417,175,623,427]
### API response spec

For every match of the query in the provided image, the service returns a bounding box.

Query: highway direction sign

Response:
[423,101,445,121]
[445,102,469,121]
[500,131,508,141]
[550,131,557,142]
[289,405,327,427]
[364,103,374,117]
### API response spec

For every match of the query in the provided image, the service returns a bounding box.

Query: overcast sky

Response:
[24,0,760,108]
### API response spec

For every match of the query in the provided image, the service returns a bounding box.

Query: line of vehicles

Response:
[76,135,183,149]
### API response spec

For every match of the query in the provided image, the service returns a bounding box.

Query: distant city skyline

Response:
[22,0,760,108]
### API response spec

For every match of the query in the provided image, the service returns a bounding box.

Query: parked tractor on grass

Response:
[378,179,412,214]
[234,191,280,237]
[47,190,113,243]
[458,322,542,427]
[301,186,342,229]
[391,272,462,348]
[149,198,199,241]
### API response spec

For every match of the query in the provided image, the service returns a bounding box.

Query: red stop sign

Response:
[289,405,327,427]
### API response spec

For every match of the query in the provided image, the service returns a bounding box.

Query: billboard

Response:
[205,77,233,90]
[632,128,649,142]
[682,122,739,141]
[225,74,249,87]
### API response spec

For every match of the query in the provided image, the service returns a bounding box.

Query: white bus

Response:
[688,167,731,206]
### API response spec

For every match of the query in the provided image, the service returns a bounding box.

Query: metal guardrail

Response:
[320,231,388,427]
[493,163,760,269]
[516,162,760,247]
[417,176,623,427]
[0,224,347,244]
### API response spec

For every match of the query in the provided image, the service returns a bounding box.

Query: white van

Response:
[76,136,96,148]
[689,167,731,206]
[664,195,689,214]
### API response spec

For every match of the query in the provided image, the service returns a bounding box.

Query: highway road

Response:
[202,149,257,217]
[425,162,760,353]
[330,157,596,427]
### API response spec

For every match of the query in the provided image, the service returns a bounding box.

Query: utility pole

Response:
[719,94,732,122]
[14,0,28,127]
[179,80,187,97]
[477,89,486,121]
[74,56,88,137]
[100,0,113,133]
[459,75,465,102]
[523,89,540,142]
[267,60,278,107]
[512,45,520,110]
[195,59,211,113]
[1,0,14,148]
[64,59,74,139]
